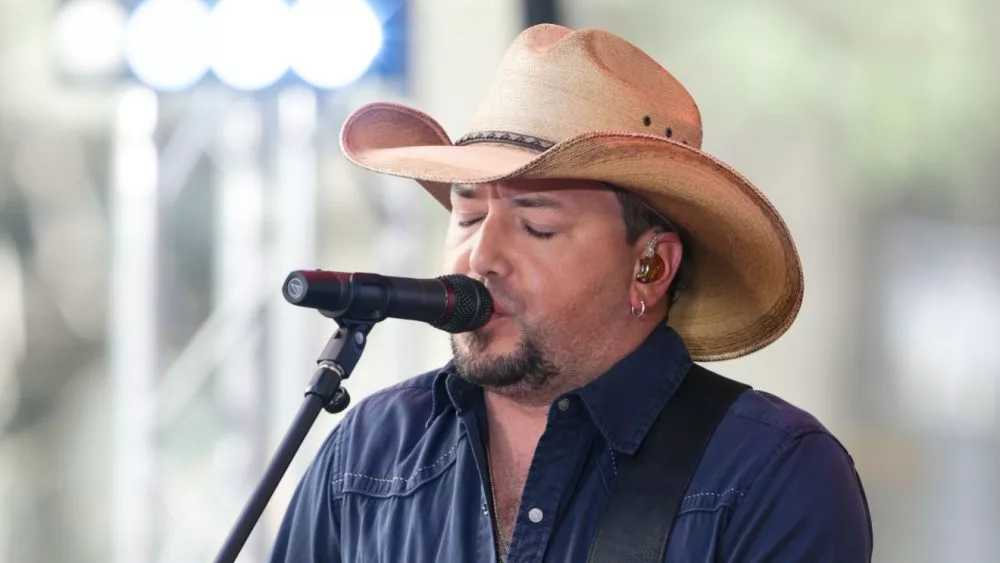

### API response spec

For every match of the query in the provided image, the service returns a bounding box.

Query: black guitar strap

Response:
[587,363,749,562]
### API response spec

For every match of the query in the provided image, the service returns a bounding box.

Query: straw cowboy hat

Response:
[339,24,804,361]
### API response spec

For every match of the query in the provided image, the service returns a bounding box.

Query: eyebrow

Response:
[451,184,477,198]
[450,185,566,210]
[511,195,565,210]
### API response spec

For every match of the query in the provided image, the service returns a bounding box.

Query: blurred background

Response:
[1,0,998,561]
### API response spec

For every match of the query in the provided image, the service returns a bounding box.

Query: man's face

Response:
[444,179,636,396]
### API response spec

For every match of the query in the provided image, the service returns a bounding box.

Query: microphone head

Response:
[437,275,493,333]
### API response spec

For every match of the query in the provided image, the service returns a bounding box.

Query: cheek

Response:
[522,250,627,318]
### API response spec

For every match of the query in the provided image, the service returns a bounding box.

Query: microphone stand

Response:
[213,318,374,563]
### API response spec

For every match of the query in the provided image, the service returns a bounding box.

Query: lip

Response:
[484,300,512,327]
[485,309,507,324]
[485,291,511,316]
[482,286,513,320]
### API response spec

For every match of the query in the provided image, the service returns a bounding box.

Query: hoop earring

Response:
[631,300,646,318]
[635,232,666,284]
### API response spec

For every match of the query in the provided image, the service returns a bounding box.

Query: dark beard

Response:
[450,324,560,391]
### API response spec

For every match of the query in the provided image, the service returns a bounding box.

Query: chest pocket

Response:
[676,487,745,516]
[336,439,461,498]
[335,434,491,563]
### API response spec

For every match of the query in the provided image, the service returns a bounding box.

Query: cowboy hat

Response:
[339,23,803,361]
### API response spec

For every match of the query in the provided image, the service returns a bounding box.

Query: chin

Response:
[479,336,520,358]
[456,318,520,355]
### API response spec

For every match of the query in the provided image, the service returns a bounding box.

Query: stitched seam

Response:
[732,413,822,440]
[682,488,744,501]
[331,442,459,486]
[609,448,618,476]
[331,426,345,500]
[334,473,402,485]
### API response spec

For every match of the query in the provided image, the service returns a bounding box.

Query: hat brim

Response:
[341,102,803,361]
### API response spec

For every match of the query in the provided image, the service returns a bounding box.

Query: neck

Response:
[484,390,549,462]
[483,389,548,545]
[479,323,660,545]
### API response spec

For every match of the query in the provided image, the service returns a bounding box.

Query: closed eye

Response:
[523,222,556,239]
[456,216,484,228]
[455,216,556,239]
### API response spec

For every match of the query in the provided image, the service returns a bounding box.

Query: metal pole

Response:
[110,85,159,563]
[261,87,320,536]
[268,86,318,446]
[214,97,267,562]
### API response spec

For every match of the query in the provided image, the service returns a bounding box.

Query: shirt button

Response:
[557,398,570,411]
[528,508,544,523]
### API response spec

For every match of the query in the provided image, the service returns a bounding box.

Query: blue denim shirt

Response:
[270,326,873,562]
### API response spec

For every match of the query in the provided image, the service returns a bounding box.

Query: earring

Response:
[631,300,646,318]
[635,232,665,284]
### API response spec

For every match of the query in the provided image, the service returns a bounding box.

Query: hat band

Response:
[455,130,555,152]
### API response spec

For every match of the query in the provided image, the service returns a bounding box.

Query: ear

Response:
[630,230,683,312]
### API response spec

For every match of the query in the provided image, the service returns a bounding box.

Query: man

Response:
[271,24,873,562]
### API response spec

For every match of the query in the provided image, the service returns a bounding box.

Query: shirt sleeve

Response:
[269,427,343,563]
[723,431,874,562]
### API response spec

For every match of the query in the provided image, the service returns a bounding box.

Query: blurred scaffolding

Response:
[1,1,999,563]
[1,0,439,561]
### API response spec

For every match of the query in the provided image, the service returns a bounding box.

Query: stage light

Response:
[52,0,127,79]
[288,0,383,89]
[209,0,292,91]
[124,0,211,91]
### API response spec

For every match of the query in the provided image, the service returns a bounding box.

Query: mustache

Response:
[480,281,518,314]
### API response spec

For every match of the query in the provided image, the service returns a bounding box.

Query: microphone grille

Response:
[438,275,493,333]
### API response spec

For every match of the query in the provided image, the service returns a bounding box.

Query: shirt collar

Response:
[574,324,691,454]
[427,325,692,453]
[427,360,478,427]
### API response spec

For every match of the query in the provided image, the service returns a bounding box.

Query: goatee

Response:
[450,323,560,391]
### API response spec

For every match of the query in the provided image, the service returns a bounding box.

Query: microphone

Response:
[282,270,494,333]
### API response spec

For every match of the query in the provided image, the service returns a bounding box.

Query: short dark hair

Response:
[611,186,688,308]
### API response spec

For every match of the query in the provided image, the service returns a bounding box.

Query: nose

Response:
[468,213,512,280]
